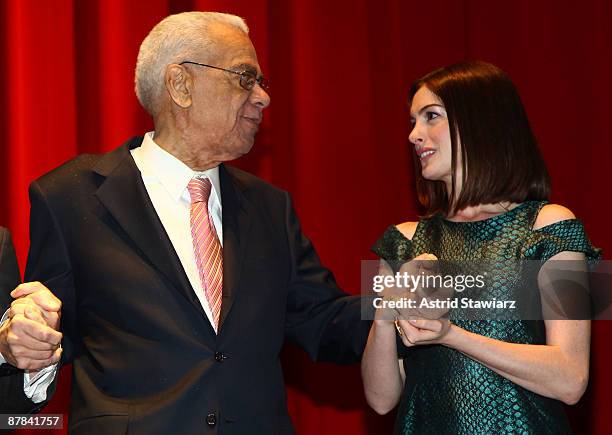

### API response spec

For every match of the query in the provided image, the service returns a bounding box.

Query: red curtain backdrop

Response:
[1,0,610,433]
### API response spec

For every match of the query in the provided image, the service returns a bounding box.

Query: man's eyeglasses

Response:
[179,61,269,93]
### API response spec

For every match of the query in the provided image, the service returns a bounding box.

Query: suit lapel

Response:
[218,165,251,330]
[92,138,210,324]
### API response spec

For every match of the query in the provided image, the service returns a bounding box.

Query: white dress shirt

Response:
[130,132,223,331]
[1,131,223,403]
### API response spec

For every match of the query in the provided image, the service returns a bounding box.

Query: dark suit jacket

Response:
[24,137,370,434]
[0,227,35,411]
[0,228,20,310]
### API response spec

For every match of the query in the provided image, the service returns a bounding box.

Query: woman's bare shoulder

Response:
[395,221,418,240]
[533,204,576,230]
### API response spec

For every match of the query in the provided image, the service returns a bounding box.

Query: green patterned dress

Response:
[372,201,601,435]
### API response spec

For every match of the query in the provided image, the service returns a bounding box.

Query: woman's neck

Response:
[445,202,519,222]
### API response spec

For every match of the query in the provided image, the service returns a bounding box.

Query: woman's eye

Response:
[425,111,440,121]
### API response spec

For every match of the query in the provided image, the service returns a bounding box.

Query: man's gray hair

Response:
[135,11,249,116]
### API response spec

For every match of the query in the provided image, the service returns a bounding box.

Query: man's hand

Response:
[0,282,62,370]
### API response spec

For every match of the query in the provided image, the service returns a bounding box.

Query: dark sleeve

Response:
[283,193,372,364]
[0,228,21,309]
[16,181,79,411]
[0,368,39,413]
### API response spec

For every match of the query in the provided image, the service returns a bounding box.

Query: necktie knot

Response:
[188,177,212,204]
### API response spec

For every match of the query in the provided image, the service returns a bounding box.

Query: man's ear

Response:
[165,64,193,108]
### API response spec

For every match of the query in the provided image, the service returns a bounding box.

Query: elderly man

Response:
[0,12,369,434]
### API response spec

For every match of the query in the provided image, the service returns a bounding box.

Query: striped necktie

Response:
[188,177,223,329]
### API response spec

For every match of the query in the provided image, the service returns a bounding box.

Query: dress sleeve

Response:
[371,225,414,267]
[524,219,602,264]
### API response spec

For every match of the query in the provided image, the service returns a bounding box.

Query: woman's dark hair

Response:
[408,60,550,216]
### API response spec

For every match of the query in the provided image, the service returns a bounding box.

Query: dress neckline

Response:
[438,201,534,225]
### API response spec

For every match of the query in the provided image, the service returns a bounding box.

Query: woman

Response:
[362,61,600,434]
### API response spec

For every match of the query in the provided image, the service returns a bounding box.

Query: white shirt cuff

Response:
[23,363,58,403]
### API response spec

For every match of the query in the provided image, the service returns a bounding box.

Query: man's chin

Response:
[221,140,255,162]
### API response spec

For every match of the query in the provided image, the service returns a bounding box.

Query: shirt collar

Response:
[139,132,221,205]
